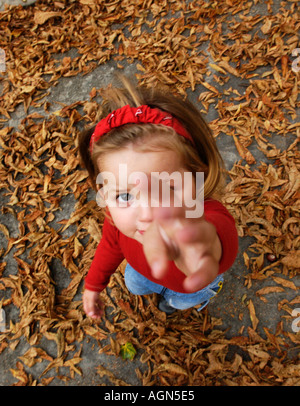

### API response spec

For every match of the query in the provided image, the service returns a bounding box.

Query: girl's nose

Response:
[138,204,153,223]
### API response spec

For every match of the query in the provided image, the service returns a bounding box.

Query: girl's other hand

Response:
[142,206,222,293]
[83,289,104,319]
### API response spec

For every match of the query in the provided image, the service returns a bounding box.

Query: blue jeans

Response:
[124,263,224,311]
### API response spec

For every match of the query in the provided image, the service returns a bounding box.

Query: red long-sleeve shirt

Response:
[84,199,238,293]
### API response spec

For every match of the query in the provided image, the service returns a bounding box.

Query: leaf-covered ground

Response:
[0,0,299,386]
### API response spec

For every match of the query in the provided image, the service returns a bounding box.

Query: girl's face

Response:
[97,143,196,244]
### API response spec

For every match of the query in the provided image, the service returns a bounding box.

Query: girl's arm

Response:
[83,218,125,319]
[84,218,125,292]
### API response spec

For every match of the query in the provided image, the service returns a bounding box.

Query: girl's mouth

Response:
[138,230,145,235]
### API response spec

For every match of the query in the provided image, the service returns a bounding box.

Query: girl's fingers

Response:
[175,219,213,244]
[172,219,222,266]
[143,206,221,284]
[152,205,207,245]
[142,221,170,279]
[83,291,103,319]
[151,205,185,221]
[183,255,219,292]
[89,302,103,319]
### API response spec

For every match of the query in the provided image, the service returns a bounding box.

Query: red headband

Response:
[89,104,193,154]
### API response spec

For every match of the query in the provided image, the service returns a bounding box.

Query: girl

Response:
[79,76,238,317]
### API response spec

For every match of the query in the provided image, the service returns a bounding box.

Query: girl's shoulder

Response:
[204,198,236,224]
[204,198,223,209]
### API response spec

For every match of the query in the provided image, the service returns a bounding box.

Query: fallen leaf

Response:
[120,342,137,361]
[248,300,259,331]
[34,11,62,25]
[272,276,298,290]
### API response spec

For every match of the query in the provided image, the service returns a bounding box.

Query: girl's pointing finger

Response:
[142,221,170,279]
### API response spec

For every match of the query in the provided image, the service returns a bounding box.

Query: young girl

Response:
[79,76,238,317]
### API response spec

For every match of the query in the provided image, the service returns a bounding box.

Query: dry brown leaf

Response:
[256,286,285,300]
[153,363,188,376]
[248,300,259,331]
[10,362,32,386]
[272,276,298,291]
[232,134,256,164]
[280,253,300,269]
[218,60,240,77]
[261,18,272,34]
[34,11,62,25]
[96,365,131,386]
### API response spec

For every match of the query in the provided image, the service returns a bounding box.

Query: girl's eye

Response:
[117,193,133,203]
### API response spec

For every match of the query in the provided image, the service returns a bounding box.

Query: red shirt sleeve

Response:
[84,218,125,292]
[204,199,239,274]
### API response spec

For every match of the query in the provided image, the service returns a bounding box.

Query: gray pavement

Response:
[0,0,299,386]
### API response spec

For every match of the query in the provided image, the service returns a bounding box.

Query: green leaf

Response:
[120,342,136,361]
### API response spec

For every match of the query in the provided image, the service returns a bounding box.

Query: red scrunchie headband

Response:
[89,104,193,154]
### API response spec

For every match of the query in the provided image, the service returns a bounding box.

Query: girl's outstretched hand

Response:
[83,289,104,319]
[142,206,222,293]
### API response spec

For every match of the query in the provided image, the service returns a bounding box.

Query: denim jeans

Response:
[124,263,224,311]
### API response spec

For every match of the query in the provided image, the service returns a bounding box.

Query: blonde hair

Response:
[79,76,225,199]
